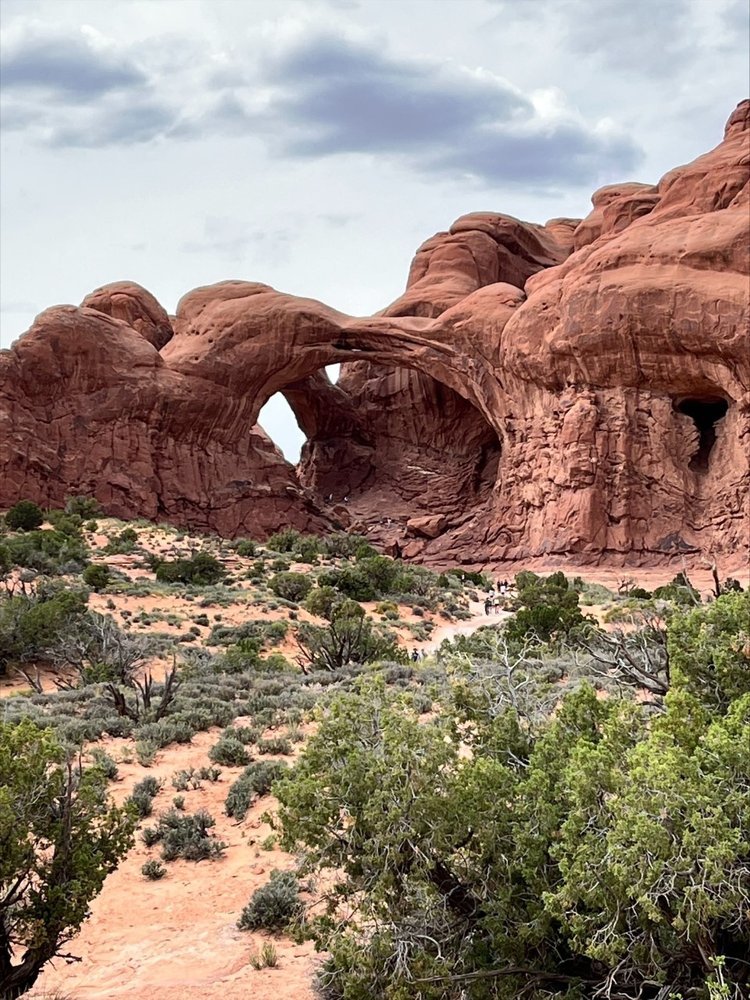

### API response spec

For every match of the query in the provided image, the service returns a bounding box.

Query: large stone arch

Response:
[1,101,748,567]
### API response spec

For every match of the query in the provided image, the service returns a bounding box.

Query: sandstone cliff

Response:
[1,101,748,566]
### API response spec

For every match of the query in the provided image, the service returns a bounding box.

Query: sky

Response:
[1,0,748,459]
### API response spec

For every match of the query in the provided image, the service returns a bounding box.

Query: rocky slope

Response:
[1,101,748,566]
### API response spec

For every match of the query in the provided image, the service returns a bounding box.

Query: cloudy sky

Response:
[1,0,747,458]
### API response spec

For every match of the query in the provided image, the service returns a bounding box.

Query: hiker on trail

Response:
[411,648,419,662]
[484,596,492,615]
[500,581,507,597]
[493,594,501,614]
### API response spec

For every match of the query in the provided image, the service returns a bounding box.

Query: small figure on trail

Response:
[484,596,492,615]
[493,594,501,615]
[411,648,419,662]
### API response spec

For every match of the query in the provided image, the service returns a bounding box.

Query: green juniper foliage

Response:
[276,593,750,1000]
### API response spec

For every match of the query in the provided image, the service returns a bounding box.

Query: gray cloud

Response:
[236,31,641,186]
[47,100,177,148]
[559,0,693,77]
[0,19,642,186]
[1,32,146,100]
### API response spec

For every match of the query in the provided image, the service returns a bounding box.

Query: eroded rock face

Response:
[1,101,748,566]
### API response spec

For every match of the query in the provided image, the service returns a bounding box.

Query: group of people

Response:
[410,648,428,662]
[484,579,514,616]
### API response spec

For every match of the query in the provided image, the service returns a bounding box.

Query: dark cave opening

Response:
[675,396,729,473]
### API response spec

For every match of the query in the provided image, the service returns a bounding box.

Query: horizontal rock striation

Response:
[1,101,748,567]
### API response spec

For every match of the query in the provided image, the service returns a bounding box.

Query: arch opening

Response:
[257,360,502,536]
[675,396,729,473]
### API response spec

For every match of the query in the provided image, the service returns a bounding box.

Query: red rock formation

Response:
[1,101,748,567]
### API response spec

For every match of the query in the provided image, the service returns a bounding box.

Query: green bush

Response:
[3,529,89,574]
[323,532,370,558]
[293,535,322,564]
[65,495,101,518]
[148,808,227,862]
[155,552,224,586]
[296,614,407,672]
[237,870,302,931]
[667,591,750,711]
[268,572,312,602]
[653,572,701,606]
[5,500,43,531]
[304,585,340,619]
[233,538,257,557]
[257,736,293,755]
[275,676,750,999]
[83,563,111,591]
[0,585,89,674]
[209,735,250,767]
[128,776,163,818]
[225,760,288,820]
[267,528,302,553]
[141,859,166,880]
[90,748,119,781]
[505,571,591,646]
[103,527,139,555]
[45,510,84,537]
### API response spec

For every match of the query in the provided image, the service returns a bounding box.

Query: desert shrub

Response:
[45,510,84,538]
[304,585,339,619]
[438,568,490,589]
[321,532,369,558]
[5,500,43,531]
[375,600,399,616]
[103,527,139,555]
[0,584,89,675]
[220,639,263,673]
[208,620,286,649]
[3,529,89,574]
[128,776,163,818]
[261,652,292,671]
[293,535,322,563]
[268,572,312,602]
[257,736,293,755]
[232,538,257,557]
[65,495,101,518]
[172,795,185,810]
[192,613,210,627]
[267,528,302,553]
[667,591,750,711]
[317,566,376,602]
[229,725,260,744]
[90,748,119,781]
[0,719,135,997]
[153,809,227,862]
[237,870,302,931]
[249,942,278,969]
[135,739,159,767]
[82,563,111,591]
[653,572,701,606]
[275,676,750,1000]
[296,615,407,672]
[141,859,166,880]
[505,571,592,646]
[140,825,162,847]
[209,735,250,766]
[574,580,616,605]
[155,552,224,586]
